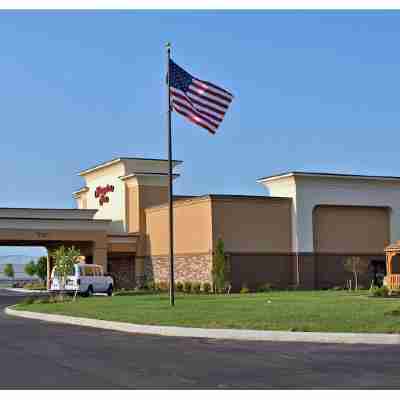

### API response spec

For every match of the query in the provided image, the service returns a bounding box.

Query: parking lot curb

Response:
[5,306,400,344]
[4,288,48,294]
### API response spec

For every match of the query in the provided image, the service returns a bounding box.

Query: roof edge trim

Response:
[78,157,183,177]
[258,171,400,183]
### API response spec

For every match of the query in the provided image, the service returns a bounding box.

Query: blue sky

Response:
[1,10,400,256]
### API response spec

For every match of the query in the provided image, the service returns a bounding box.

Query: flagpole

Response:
[166,42,175,306]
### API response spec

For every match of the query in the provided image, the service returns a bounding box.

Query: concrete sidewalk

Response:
[5,306,400,345]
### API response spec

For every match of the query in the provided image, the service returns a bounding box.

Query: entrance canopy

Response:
[0,207,111,265]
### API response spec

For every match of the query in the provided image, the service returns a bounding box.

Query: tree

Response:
[212,237,230,293]
[24,261,37,278]
[3,263,14,280]
[36,256,48,282]
[52,246,81,296]
[344,256,368,290]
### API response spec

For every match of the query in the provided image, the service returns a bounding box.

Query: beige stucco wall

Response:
[211,197,292,253]
[313,205,390,254]
[76,193,88,210]
[145,197,212,255]
[0,228,107,243]
[138,185,169,232]
[261,173,400,253]
[260,175,298,252]
[124,176,171,280]
[108,242,137,253]
[76,159,181,237]
[81,163,126,233]
[124,176,169,235]
[126,185,140,233]
[145,196,292,256]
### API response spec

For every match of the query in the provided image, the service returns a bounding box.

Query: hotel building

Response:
[1,157,399,290]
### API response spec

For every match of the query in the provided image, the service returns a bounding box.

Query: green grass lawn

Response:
[14,291,400,333]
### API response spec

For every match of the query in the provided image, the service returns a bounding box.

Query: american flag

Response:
[168,59,234,134]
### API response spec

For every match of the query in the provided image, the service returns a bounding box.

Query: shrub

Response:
[202,282,211,294]
[48,294,72,303]
[176,281,184,292]
[212,238,231,293]
[47,295,59,303]
[157,281,169,292]
[192,282,201,294]
[370,285,389,297]
[384,309,400,317]
[146,280,156,292]
[183,281,192,293]
[114,290,148,296]
[139,281,148,290]
[54,294,72,303]
[140,278,156,291]
[152,283,161,293]
[257,283,275,293]
[21,294,71,305]
[240,283,250,294]
[19,297,35,305]
[33,298,47,305]
[24,282,46,290]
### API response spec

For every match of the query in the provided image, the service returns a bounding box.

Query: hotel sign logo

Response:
[36,232,48,239]
[95,184,115,206]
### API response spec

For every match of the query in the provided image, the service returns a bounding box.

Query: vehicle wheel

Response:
[107,284,113,296]
[85,285,94,297]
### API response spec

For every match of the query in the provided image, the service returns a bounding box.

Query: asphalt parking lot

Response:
[1,288,400,389]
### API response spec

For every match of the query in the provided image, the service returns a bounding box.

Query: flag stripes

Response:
[168,60,233,134]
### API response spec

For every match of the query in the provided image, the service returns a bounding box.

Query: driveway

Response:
[1,288,399,389]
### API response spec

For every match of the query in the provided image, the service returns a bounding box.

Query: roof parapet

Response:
[257,171,400,184]
[78,157,183,177]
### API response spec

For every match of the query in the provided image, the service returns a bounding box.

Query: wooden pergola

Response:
[384,241,400,290]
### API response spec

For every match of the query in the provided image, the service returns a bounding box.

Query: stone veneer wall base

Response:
[143,253,213,284]
[138,252,385,290]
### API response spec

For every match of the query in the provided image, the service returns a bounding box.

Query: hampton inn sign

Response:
[94,184,115,206]
[0,156,399,290]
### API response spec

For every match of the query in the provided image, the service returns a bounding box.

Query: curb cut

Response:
[5,306,400,345]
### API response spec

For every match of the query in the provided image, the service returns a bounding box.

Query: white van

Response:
[50,263,114,296]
